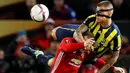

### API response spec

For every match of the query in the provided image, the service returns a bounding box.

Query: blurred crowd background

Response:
[0,0,130,73]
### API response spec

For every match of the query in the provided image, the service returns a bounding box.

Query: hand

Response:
[84,38,95,51]
[113,67,125,73]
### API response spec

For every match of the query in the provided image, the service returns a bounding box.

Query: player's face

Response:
[54,0,64,8]
[96,6,112,23]
[26,0,36,7]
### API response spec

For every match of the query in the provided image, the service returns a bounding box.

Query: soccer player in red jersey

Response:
[21,34,124,73]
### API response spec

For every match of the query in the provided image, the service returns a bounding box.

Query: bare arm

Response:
[73,14,96,43]
[73,24,88,43]
[98,51,120,73]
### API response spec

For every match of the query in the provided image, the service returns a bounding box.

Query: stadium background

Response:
[0,0,130,73]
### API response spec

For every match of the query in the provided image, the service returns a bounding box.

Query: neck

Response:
[101,19,112,28]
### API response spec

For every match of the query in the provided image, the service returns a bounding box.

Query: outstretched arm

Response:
[60,38,84,52]
[60,38,94,52]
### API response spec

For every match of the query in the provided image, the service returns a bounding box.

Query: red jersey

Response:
[51,37,86,73]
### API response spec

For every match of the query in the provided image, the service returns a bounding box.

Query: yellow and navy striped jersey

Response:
[83,14,121,55]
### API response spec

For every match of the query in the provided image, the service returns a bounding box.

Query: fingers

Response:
[84,38,95,50]
[114,67,125,73]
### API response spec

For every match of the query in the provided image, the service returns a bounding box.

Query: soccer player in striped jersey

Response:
[73,1,122,73]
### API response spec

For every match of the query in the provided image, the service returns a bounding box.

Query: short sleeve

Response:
[82,14,96,28]
[110,35,121,51]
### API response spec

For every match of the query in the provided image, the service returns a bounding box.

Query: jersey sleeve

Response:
[82,14,96,28]
[59,37,84,52]
[110,35,121,51]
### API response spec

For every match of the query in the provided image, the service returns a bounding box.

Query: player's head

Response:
[44,18,55,32]
[16,30,28,43]
[96,1,114,23]
[54,0,64,8]
[25,0,36,8]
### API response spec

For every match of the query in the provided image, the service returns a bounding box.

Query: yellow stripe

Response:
[110,41,114,50]
[88,14,96,19]
[92,24,100,37]
[98,47,104,52]
[117,35,121,50]
[98,29,117,52]
[103,29,117,47]
[96,29,109,44]
[88,21,94,27]
[90,22,97,30]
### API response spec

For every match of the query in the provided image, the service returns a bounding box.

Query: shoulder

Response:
[88,14,96,19]
[110,23,122,41]
[83,14,96,24]
[112,22,121,35]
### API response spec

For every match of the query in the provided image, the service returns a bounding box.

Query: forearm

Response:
[73,24,88,43]
[73,31,85,43]
[98,52,119,73]
[62,42,84,52]
[94,58,115,72]
[98,63,113,73]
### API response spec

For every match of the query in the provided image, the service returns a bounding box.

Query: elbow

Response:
[113,56,118,63]
[73,31,80,40]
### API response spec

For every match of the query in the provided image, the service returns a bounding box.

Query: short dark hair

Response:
[97,0,113,7]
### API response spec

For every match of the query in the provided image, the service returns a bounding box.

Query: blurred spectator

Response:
[25,0,37,9]
[51,0,76,20]
[30,18,55,51]
[6,30,30,59]
[0,49,9,73]
[112,0,130,20]
[5,30,38,73]
[15,0,37,19]
[120,36,130,55]
[45,40,59,56]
